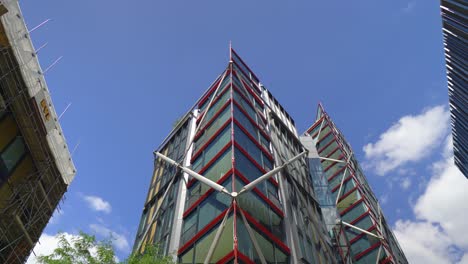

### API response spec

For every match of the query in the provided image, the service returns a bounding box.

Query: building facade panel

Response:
[134,49,407,264]
[440,0,467,178]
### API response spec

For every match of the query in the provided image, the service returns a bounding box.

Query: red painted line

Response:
[178,207,230,254]
[327,166,346,182]
[349,209,371,226]
[194,100,231,140]
[331,175,353,192]
[339,198,364,216]
[216,250,235,264]
[197,84,231,124]
[183,170,232,218]
[234,141,267,174]
[348,224,377,244]
[191,118,231,162]
[198,77,223,108]
[337,186,359,203]
[316,131,334,151]
[233,118,273,161]
[323,154,345,172]
[234,168,284,217]
[240,79,264,106]
[232,84,258,114]
[306,115,325,134]
[239,207,291,255]
[354,241,382,261]
[237,251,255,264]
[231,49,261,90]
[311,123,330,139]
[232,100,270,140]
[324,146,341,159]
[381,256,393,264]
[193,142,232,176]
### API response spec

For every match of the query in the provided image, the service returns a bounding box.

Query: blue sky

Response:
[20,0,467,263]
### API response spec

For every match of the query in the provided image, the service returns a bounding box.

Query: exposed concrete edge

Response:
[0,0,76,185]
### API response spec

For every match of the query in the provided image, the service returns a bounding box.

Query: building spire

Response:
[229,40,233,63]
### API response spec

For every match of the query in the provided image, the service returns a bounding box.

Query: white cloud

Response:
[394,220,453,264]
[394,138,468,263]
[89,224,129,252]
[401,177,411,190]
[84,195,112,214]
[414,156,468,248]
[363,105,449,175]
[26,233,77,264]
[26,232,120,264]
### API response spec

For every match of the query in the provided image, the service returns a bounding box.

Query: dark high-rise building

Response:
[304,104,408,264]
[133,48,407,264]
[0,0,76,263]
[440,0,467,178]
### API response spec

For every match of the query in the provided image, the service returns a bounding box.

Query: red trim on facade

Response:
[234,169,284,217]
[188,142,232,178]
[232,100,270,140]
[198,77,223,108]
[239,207,290,255]
[184,171,233,218]
[331,175,353,192]
[233,119,273,161]
[234,142,267,173]
[349,210,371,227]
[306,115,325,134]
[231,49,261,89]
[197,84,231,124]
[354,241,382,261]
[216,251,236,264]
[178,207,230,254]
[191,119,232,162]
[312,124,330,139]
[240,79,264,106]
[327,166,347,182]
[348,224,377,245]
[323,154,345,172]
[339,198,364,216]
[232,84,260,114]
[194,101,231,140]
[233,142,279,187]
[337,186,359,203]
[316,131,334,152]
[324,146,341,159]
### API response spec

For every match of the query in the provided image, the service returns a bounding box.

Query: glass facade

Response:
[440,0,467,178]
[304,104,408,264]
[134,49,407,264]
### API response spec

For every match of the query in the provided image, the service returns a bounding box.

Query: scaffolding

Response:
[0,0,75,263]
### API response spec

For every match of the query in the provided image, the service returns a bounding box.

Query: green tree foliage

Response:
[36,232,174,264]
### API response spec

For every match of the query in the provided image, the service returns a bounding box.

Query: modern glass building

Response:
[0,0,76,263]
[440,0,467,178]
[304,104,408,264]
[133,49,407,264]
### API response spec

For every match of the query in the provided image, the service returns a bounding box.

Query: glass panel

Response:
[320,141,339,157]
[233,105,259,141]
[234,124,272,171]
[194,107,230,153]
[233,89,257,122]
[1,136,26,174]
[193,216,234,263]
[192,127,230,172]
[234,149,263,184]
[316,133,334,151]
[200,89,230,127]
[199,76,230,112]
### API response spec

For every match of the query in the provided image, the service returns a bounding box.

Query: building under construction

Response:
[133,48,408,263]
[0,0,76,263]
